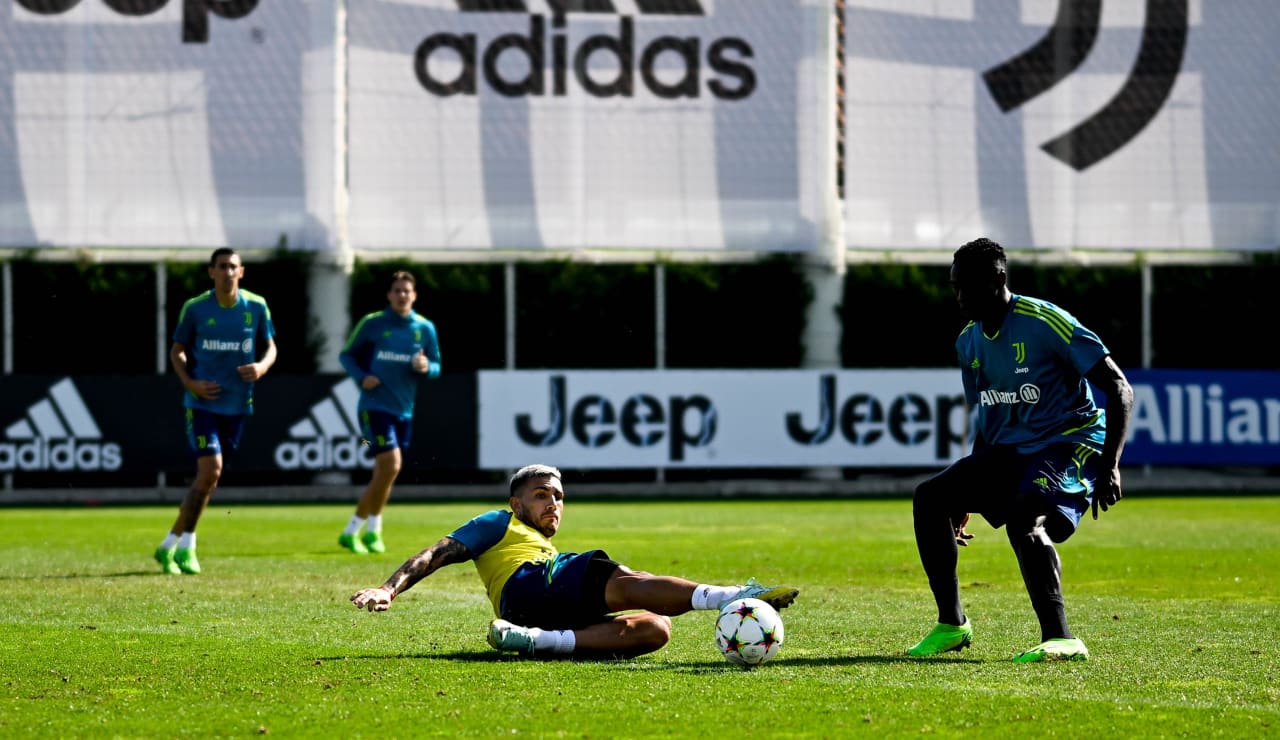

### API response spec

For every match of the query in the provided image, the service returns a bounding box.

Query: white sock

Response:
[691,584,740,611]
[366,514,383,533]
[159,533,178,550]
[343,515,365,536]
[178,532,196,550]
[529,628,576,654]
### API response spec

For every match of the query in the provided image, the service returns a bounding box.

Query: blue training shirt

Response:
[173,288,275,416]
[956,294,1109,454]
[338,308,441,419]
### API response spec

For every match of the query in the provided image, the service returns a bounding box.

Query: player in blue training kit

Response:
[156,247,277,575]
[907,237,1133,662]
[351,464,800,658]
[335,271,441,555]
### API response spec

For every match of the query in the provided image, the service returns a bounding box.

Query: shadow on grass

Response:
[312,652,982,668]
[0,570,164,579]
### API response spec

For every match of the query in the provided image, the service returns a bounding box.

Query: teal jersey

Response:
[956,294,1109,454]
[338,308,441,420]
[173,288,275,416]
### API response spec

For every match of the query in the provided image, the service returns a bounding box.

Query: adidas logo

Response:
[273,379,374,470]
[416,0,756,100]
[0,378,122,471]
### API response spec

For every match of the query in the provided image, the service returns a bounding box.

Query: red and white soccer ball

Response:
[715,597,784,667]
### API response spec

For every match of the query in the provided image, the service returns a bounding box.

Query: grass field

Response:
[2,495,1278,738]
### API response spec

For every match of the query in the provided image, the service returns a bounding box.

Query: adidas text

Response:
[0,438,122,472]
[416,15,756,100]
[274,437,374,470]
[13,0,259,44]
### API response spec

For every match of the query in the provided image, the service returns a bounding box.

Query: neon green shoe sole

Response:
[907,620,973,657]
[338,532,369,554]
[154,547,180,575]
[1013,637,1089,663]
[361,531,386,554]
[173,548,201,575]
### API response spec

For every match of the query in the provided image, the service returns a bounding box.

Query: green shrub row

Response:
[4,251,1278,374]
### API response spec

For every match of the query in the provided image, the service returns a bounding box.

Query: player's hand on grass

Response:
[351,587,395,612]
[186,379,221,400]
[361,375,382,390]
[1092,466,1123,519]
[954,513,974,547]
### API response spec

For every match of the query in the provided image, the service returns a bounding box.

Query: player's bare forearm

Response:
[380,537,470,597]
[1087,356,1134,470]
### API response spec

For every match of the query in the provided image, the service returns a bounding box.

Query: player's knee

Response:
[913,478,942,511]
[635,614,672,652]
[1043,514,1075,543]
[1006,518,1051,547]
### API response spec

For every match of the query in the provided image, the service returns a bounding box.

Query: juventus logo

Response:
[983,0,1189,171]
[1013,342,1026,364]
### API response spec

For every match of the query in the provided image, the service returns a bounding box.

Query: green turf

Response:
[1,496,1277,737]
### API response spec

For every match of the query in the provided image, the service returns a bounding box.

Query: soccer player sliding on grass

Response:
[351,464,799,658]
[908,238,1133,662]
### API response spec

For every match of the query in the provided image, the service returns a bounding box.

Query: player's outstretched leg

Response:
[1013,637,1088,662]
[728,577,800,611]
[906,619,973,657]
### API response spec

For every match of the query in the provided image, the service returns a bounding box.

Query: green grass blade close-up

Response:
[1,496,1277,738]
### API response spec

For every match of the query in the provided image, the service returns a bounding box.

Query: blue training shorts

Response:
[927,443,1099,539]
[499,550,621,630]
[185,408,246,458]
[358,409,412,455]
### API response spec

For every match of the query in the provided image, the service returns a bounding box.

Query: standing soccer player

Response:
[156,247,277,575]
[907,237,1133,661]
[335,270,441,554]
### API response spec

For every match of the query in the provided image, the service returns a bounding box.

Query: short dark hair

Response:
[953,237,1007,274]
[209,247,238,266]
[389,270,416,289]
[508,464,562,497]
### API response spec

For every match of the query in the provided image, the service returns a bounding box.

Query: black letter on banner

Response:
[640,37,700,99]
[184,0,258,44]
[15,0,83,13]
[668,396,716,462]
[416,33,479,96]
[983,0,1100,112]
[786,374,835,445]
[707,38,755,100]
[516,375,567,446]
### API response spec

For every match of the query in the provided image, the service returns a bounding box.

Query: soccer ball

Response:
[715,597,784,667]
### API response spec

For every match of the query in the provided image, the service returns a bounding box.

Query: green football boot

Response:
[154,546,180,575]
[1013,637,1089,663]
[173,548,201,575]
[338,532,369,554]
[361,530,387,554]
[728,577,800,611]
[906,619,973,657]
[487,619,536,656]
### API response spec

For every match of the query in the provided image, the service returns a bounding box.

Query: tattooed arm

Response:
[350,537,472,612]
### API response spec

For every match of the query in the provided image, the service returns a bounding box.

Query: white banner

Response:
[479,369,968,469]
[844,0,1280,251]
[346,0,833,251]
[0,0,331,249]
